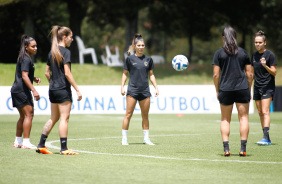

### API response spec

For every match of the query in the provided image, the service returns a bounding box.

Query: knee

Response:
[141,113,149,120]
[261,110,270,117]
[125,112,133,120]
[25,111,34,120]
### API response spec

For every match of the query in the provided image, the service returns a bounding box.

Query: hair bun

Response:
[258,30,265,35]
[135,33,142,38]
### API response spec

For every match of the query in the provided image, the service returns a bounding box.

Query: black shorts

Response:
[11,91,34,108]
[253,88,274,101]
[49,89,72,103]
[127,92,151,101]
[218,89,250,105]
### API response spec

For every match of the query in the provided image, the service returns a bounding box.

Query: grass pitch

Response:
[0,113,281,184]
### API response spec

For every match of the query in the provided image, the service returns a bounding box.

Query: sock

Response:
[143,130,149,140]
[38,134,48,148]
[23,138,30,145]
[263,127,270,140]
[240,140,247,152]
[60,137,67,151]
[223,141,229,153]
[122,129,128,139]
[15,137,22,144]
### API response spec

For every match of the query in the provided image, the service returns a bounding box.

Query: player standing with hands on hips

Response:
[121,33,159,145]
[252,31,276,145]
[36,26,82,155]
[11,34,41,149]
[213,26,253,156]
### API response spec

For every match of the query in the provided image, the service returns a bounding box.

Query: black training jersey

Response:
[47,46,71,90]
[212,47,251,91]
[11,55,34,93]
[124,54,154,93]
[251,50,276,90]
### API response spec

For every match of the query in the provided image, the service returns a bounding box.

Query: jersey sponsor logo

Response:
[144,61,148,66]
[253,60,256,63]
[263,94,267,96]
[132,63,137,65]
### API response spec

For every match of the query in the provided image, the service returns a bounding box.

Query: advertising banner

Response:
[0,85,254,114]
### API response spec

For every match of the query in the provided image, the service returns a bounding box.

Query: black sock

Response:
[240,140,247,152]
[223,141,229,152]
[60,137,67,151]
[263,127,270,140]
[38,134,48,148]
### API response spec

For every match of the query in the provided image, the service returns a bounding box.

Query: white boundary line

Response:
[45,134,282,165]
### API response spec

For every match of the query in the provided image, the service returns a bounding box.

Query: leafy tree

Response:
[89,0,154,54]
[148,0,223,62]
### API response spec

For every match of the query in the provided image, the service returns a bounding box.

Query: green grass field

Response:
[1,63,282,86]
[0,113,281,184]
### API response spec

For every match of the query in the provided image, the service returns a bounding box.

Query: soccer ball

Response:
[172,55,189,71]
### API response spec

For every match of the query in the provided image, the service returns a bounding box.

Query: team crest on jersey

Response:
[144,61,148,66]
[253,60,256,63]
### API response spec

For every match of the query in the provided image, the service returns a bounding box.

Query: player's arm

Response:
[22,71,40,101]
[33,77,41,85]
[213,65,220,99]
[64,62,82,101]
[45,65,51,83]
[121,69,128,96]
[260,57,276,77]
[149,70,159,97]
[245,64,254,92]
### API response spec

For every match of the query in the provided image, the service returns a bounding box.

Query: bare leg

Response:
[42,103,60,136]
[256,98,272,128]
[21,105,34,138]
[58,101,72,138]
[122,95,137,130]
[16,108,24,137]
[220,104,233,142]
[139,97,150,130]
[236,103,249,140]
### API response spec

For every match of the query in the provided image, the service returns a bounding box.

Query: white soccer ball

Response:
[172,55,189,71]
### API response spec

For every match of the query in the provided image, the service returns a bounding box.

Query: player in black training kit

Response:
[36,26,82,155]
[121,33,159,145]
[213,26,253,157]
[11,34,41,149]
[252,31,277,146]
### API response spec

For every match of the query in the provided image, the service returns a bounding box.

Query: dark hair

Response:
[222,26,238,55]
[255,30,266,41]
[127,33,144,54]
[17,34,35,62]
[49,25,72,66]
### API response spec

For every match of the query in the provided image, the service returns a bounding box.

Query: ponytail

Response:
[17,34,35,62]
[222,26,238,55]
[49,25,72,66]
[127,33,144,55]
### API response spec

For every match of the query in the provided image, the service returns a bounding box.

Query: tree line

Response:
[0,0,281,64]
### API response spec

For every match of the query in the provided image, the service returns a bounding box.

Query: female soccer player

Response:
[36,26,82,155]
[213,26,253,157]
[121,33,159,145]
[11,34,41,149]
[252,31,276,145]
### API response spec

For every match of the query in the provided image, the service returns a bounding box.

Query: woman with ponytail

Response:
[252,30,276,146]
[11,34,40,149]
[121,33,159,145]
[212,26,253,157]
[36,26,82,155]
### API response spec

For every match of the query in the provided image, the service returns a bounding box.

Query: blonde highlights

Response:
[49,25,72,66]
[127,33,144,55]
